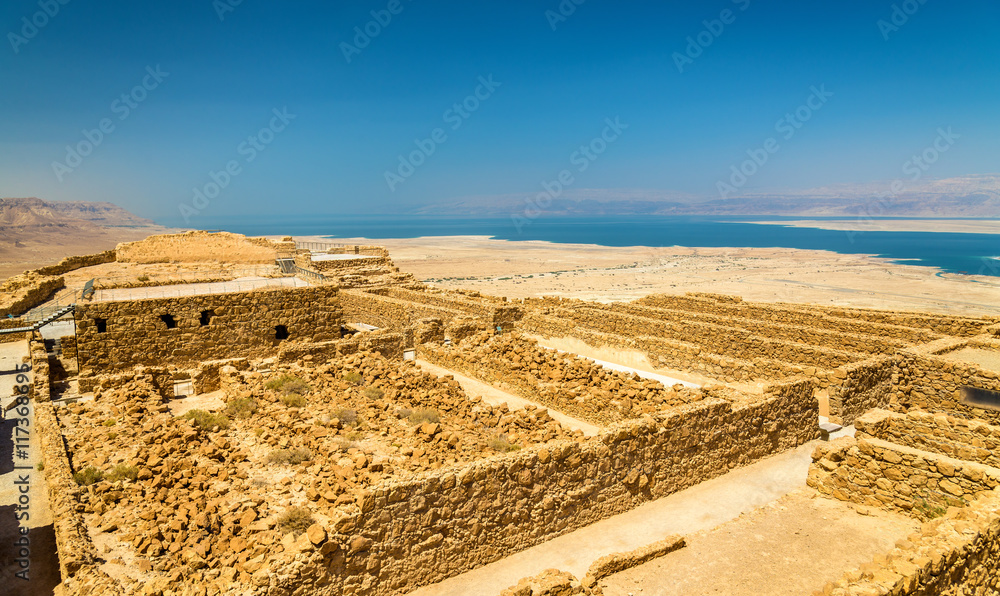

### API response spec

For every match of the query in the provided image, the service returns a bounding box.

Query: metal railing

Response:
[295,241,347,252]
[295,266,329,283]
[91,277,308,302]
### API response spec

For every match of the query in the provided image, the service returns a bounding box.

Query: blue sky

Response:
[1,0,998,224]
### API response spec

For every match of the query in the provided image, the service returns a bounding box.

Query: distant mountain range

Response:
[0,197,166,278]
[414,175,1000,218]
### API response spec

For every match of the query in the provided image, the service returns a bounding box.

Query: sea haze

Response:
[182,216,1000,278]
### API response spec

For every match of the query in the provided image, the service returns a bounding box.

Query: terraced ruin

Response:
[4,231,1000,596]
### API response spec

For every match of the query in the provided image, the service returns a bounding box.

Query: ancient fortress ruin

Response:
[4,231,1000,595]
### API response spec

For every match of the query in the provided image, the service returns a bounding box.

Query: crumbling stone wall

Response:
[0,317,28,343]
[528,304,863,370]
[813,489,1000,595]
[857,409,1000,469]
[115,230,278,264]
[33,250,116,276]
[808,436,1000,521]
[276,331,407,365]
[264,380,817,595]
[420,332,705,425]
[633,293,987,341]
[75,286,342,378]
[827,355,896,426]
[892,343,1000,425]
[520,313,810,384]
[0,272,65,317]
[339,289,468,330]
[29,340,50,402]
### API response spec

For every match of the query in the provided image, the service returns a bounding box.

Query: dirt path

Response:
[599,489,920,596]
[408,442,817,596]
[415,359,600,436]
[0,341,60,595]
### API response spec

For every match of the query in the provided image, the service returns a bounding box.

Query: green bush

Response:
[73,467,104,486]
[103,419,117,427]
[226,397,259,419]
[342,371,363,386]
[107,464,138,483]
[280,393,307,408]
[333,407,358,426]
[407,407,440,425]
[137,275,150,282]
[488,435,520,453]
[36,462,44,472]
[265,375,311,395]
[363,387,384,400]
[184,409,230,430]
[277,506,314,535]
[266,447,313,465]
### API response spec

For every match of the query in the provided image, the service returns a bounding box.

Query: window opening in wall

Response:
[160,314,177,329]
[95,318,107,333]
[200,310,215,326]
[275,325,289,340]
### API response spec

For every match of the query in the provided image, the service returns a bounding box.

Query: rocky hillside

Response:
[0,197,167,279]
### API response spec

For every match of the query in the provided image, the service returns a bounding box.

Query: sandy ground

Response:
[0,341,60,596]
[598,489,920,596]
[304,235,1000,317]
[748,219,1000,234]
[941,347,1000,372]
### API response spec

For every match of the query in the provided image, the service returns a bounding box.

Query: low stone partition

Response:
[812,489,1000,595]
[419,332,705,425]
[537,305,863,370]
[262,378,817,595]
[808,436,1000,521]
[276,331,407,365]
[827,355,895,426]
[192,357,250,393]
[632,294,972,343]
[29,340,50,402]
[583,535,685,588]
[892,342,1000,425]
[605,301,905,356]
[0,273,65,317]
[857,409,1000,469]
[33,250,116,276]
[520,312,811,384]
[0,317,28,343]
[339,289,466,330]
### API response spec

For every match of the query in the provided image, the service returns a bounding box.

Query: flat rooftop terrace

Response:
[91,276,308,302]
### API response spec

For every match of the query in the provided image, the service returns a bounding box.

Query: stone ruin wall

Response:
[634,293,993,339]
[527,304,863,371]
[826,355,896,426]
[33,250,117,276]
[339,288,522,334]
[808,411,1000,595]
[857,409,1000,470]
[275,331,408,366]
[263,378,818,596]
[891,338,1000,426]
[0,317,29,343]
[74,286,343,383]
[519,312,806,384]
